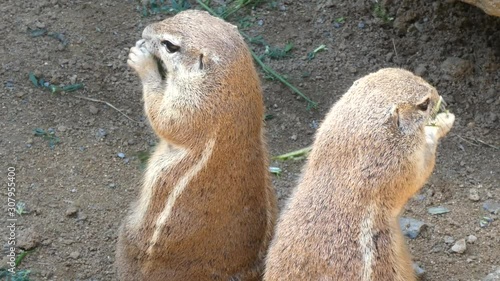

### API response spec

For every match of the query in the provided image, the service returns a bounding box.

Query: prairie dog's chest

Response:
[126,142,189,231]
[143,142,189,188]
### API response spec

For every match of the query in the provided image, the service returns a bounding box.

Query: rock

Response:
[414,64,427,77]
[483,267,500,281]
[428,206,450,215]
[61,238,75,245]
[393,10,418,35]
[35,21,46,28]
[17,228,40,250]
[70,75,77,85]
[413,263,426,280]
[41,239,52,246]
[69,251,80,259]
[441,57,473,80]
[57,125,67,132]
[65,205,78,217]
[469,188,480,201]
[89,105,99,114]
[117,152,126,158]
[16,92,25,98]
[399,217,427,239]
[451,238,467,254]
[77,212,88,221]
[460,0,500,17]
[467,234,478,243]
[95,128,107,139]
[483,200,500,214]
[444,236,455,244]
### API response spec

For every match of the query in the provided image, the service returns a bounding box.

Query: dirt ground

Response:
[0,0,499,280]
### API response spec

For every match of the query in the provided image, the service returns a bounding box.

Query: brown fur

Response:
[264,68,455,281]
[116,10,277,281]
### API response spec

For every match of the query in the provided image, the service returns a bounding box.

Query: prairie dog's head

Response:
[343,68,446,137]
[141,10,246,79]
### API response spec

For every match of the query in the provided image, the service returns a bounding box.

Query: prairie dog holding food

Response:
[116,10,277,281]
[264,68,455,281]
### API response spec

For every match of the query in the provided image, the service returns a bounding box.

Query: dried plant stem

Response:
[73,95,141,123]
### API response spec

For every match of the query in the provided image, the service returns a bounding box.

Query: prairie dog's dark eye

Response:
[161,40,180,53]
[417,98,430,111]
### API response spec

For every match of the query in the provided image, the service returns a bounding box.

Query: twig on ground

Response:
[391,38,398,62]
[455,134,479,147]
[456,134,499,149]
[72,95,141,123]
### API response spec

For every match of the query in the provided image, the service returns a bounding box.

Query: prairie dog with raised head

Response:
[264,68,455,281]
[116,10,277,281]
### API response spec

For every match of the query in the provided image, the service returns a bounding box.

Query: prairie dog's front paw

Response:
[433,112,455,138]
[426,112,455,141]
[127,39,159,80]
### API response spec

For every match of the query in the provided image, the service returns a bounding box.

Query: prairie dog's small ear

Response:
[388,104,400,130]
[197,49,220,71]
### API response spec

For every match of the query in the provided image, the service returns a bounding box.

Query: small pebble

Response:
[428,206,450,215]
[467,235,477,244]
[41,239,52,246]
[483,267,500,281]
[414,64,427,77]
[357,21,365,29]
[77,213,88,221]
[117,152,126,158]
[5,80,14,89]
[469,188,480,201]
[399,217,427,239]
[257,19,264,26]
[414,22,424,32]
[290,135,297,141]
[89,105,99,114]
[95,128,107,139]
[57,125,67,132]
[413,263,426,279]
[17,228,40,250]
[444,236,455,244]
[483,200,500,214]
[16,92,25,98]
[70,75,77,85]
[451,238,466,254]
[65,206,78,217]
[69,251,80,259]
[35,21,46,28]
